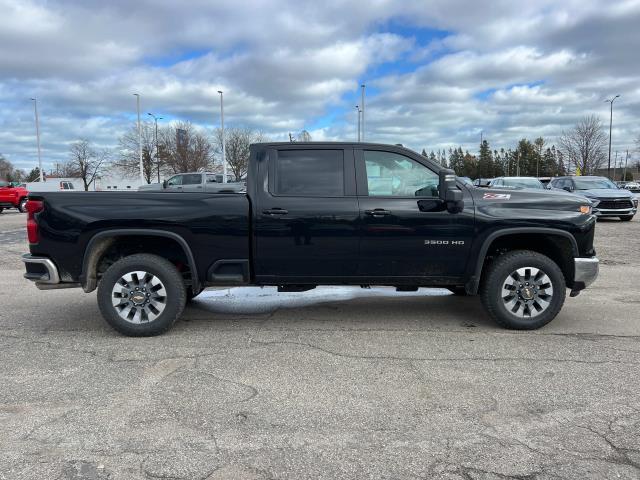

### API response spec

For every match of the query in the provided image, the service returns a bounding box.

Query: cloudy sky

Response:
[1,0,639,173]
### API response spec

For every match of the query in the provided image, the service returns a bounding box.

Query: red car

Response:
[0,181,29,213]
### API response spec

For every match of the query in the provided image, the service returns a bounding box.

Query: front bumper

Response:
[571,256,599,296]
[594,207,636,217]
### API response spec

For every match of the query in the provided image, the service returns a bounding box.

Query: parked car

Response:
[22,142,599,336]
[623,181,640,193]
[457,176,472,185]
[472,178,492,187]
[489,177,545,189]
[138,172,244,193]
[548,176,638,221]
[0,180,29,213]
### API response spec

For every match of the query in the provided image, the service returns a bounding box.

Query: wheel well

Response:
[480,233,575,288]
[82,235,194,292]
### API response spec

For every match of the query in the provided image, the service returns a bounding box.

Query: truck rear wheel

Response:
[480,250,566,330]
[18,198,28,213]
[97,253,186,336]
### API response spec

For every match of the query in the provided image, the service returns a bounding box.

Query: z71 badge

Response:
[483,192,511,200]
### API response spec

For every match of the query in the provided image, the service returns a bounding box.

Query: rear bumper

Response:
[571,256,599,296]
[22,254,60,284]
[22,254,80,290]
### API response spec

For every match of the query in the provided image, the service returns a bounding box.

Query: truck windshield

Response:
[573,178,618,190]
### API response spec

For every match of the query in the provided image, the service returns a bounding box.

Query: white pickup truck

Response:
[138,172,245,193]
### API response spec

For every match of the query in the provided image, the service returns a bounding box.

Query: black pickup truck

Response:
[22,142,599,336]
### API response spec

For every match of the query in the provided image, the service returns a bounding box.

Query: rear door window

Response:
[274,149,344,196]
[182,174,202,185]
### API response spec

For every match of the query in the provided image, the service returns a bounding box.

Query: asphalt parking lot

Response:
[1,208,639,480]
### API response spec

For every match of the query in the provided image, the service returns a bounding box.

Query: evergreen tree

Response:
[448,147,464,175]
[26,167,41,182]
[477,140,494,178]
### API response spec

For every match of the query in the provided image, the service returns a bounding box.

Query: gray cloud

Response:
[1,0,639,172]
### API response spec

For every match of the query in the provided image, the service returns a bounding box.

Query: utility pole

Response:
[613,151,618,180]
[147,113,162,183]
[218,91,226,183]
[355,105,361,141]
[134,94,144,183]
[623,150,629,182]
[516,150,520,176]
[605,95,620,179]
[30,98,44,182]
[360,84,365,142]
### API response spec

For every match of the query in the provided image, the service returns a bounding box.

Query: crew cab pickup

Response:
[22,142,599,336]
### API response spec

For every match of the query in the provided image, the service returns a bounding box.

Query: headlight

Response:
[579,205,592,215]
[633,198,638,208]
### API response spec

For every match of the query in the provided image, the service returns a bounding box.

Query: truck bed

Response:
[28,191,251,285]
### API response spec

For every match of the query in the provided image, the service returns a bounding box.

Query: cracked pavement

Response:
[1,209,639,479]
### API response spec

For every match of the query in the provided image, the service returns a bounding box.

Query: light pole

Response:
[133,94,144,183]
[147,113,162,183]
[613,151,618,180]
[360,84,365,142]
[623,150,629,182]
[605,94,620,179]
[355,105,361,141]
[30,98,44,181]
[217,91,226,183]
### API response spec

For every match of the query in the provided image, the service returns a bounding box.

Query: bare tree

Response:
[0,154,13,180]
[559,115,607,175]
[67,140,108,191]
[159,121,213,174]
[113,122,156,183]
[213,127,267,180]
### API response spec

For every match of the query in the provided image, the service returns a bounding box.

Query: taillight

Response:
[26,199,44,244]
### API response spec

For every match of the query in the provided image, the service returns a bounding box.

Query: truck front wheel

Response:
[480,250,566,330]
[18,198,28,213]
[97,253,186,336]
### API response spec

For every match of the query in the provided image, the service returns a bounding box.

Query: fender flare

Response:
[466,227,578,294]
[80,229,199,293]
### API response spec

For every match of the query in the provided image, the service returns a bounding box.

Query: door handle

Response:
[263,208,289,215]
[365,208,391,217]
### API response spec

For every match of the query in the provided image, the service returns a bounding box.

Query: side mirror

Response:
[439,169,464,213]
[562,186,573,192]
[162,180,168,189]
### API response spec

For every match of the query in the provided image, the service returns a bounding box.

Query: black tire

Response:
[619,215,634,222]
[446,286,468,296]
[18,198,28,213]
[97,253,186,336]
[0,207,3,214]
[480,250,566,330]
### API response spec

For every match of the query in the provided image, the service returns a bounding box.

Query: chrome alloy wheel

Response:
[501,267,553,318]
[111,270,167,324]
